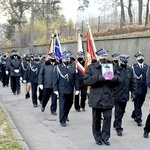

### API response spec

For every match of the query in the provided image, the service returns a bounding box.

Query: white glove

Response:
[23,80,26,83]
[6,71,9,75]
[54,91,59,96]
[75,91,79,95]
[20,77,23,81]
[39,84,43,90]
[14,69,19,73]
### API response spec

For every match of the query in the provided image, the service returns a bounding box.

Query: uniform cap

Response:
[134,51,144,58]
[63,50,73,56]
[112,53,119,58]
[48,52,56,57]
[11,49,18,53]
[119,54,129,63]
[61,52,71,59]
[77,51,85,57]
[96,48,108,56]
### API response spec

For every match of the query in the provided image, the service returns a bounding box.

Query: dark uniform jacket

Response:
[53,63,79,94]
[146,65,150,88]
[77,60,86,88]
[26,60,42,83]
[113,65,137,102]
[132,63,148,94]
[84,61,120,109]
[38,61,55,88]
[21,60,30,82]
[7,54,22,77]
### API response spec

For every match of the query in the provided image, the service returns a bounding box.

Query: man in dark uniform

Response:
[131,51,148,126]
[112,53,120,66]
[84,48,120,146]
[143,65,150,138]
[0,52,9,87]
[26,53,42,107]
[113,54,137,136]
[74,51,87,112]
[53,51,79,127]
[38,52,58,115]
[22,54,31,99]
[7,50,22,95]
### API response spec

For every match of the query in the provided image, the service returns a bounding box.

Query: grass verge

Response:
[0,106,23,150]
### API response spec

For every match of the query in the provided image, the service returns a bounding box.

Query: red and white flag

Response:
[76,30,85,74]
[84,24,97,70]
[45,34,54,61]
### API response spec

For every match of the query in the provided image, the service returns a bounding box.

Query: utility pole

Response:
[30,0,34,54]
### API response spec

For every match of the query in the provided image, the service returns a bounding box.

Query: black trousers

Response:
[114,101,127,132]
[144,113,150,133]
[74,85,87,110]
[42,88,57,113]
[10,76,20,93]
[131,93,146,123]
[31,82,38,105]
[2,72,9,87]
[59,93,73,124]
[92,108,112,142]
[50,92,57,113]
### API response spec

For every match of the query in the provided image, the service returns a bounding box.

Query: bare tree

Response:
[120,0,126,27]
[138,0,143,25]
[145,0,150,27]
[128,0,133,25]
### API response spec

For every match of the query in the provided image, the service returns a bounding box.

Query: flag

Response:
[54,35,62,62]
[84,25,97,70]
[77,31,84,53]
[76,30,85,74]
[45,35,54,61]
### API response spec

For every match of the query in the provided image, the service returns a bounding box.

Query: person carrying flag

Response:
[74,51,87,112]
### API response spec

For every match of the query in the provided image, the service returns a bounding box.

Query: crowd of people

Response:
[0,48,149,146]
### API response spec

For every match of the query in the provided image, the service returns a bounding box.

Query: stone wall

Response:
[0,34,150,65]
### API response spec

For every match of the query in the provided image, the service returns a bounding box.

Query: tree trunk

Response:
[46,0,51,42]
[128,0,133,25]
[120,0,126,27]
[138,0,143,25]
[145,0,150,27]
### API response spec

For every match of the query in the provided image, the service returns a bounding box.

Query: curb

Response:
[0,97,30,150]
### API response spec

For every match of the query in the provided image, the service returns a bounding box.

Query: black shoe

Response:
[117,131,122,136]
[143,132,149,138]
[66,117,69,122]
[17,91,20,95]
[27,92,30,98]
[41,106,45,112]
[137,122,142,126]
[82,108,85,111]
[51,112,57,115]
[102,139,110,146]
[96,140,103,145]
[25,94,28,99]
[76,109,80,112]
[61,123,66,127]
[33,104,37,107]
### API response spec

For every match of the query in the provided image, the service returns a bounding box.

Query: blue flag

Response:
[54,36,61,62]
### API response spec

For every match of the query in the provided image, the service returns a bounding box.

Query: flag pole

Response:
[87,23,97,60]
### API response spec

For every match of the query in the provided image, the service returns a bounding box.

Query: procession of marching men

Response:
[0,32,150,146]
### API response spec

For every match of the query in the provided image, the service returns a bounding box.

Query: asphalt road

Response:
[0,83,150,150]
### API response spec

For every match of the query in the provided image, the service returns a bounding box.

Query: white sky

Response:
[61,0,99,23]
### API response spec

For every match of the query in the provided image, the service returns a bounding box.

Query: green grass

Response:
[0,107,23,150]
